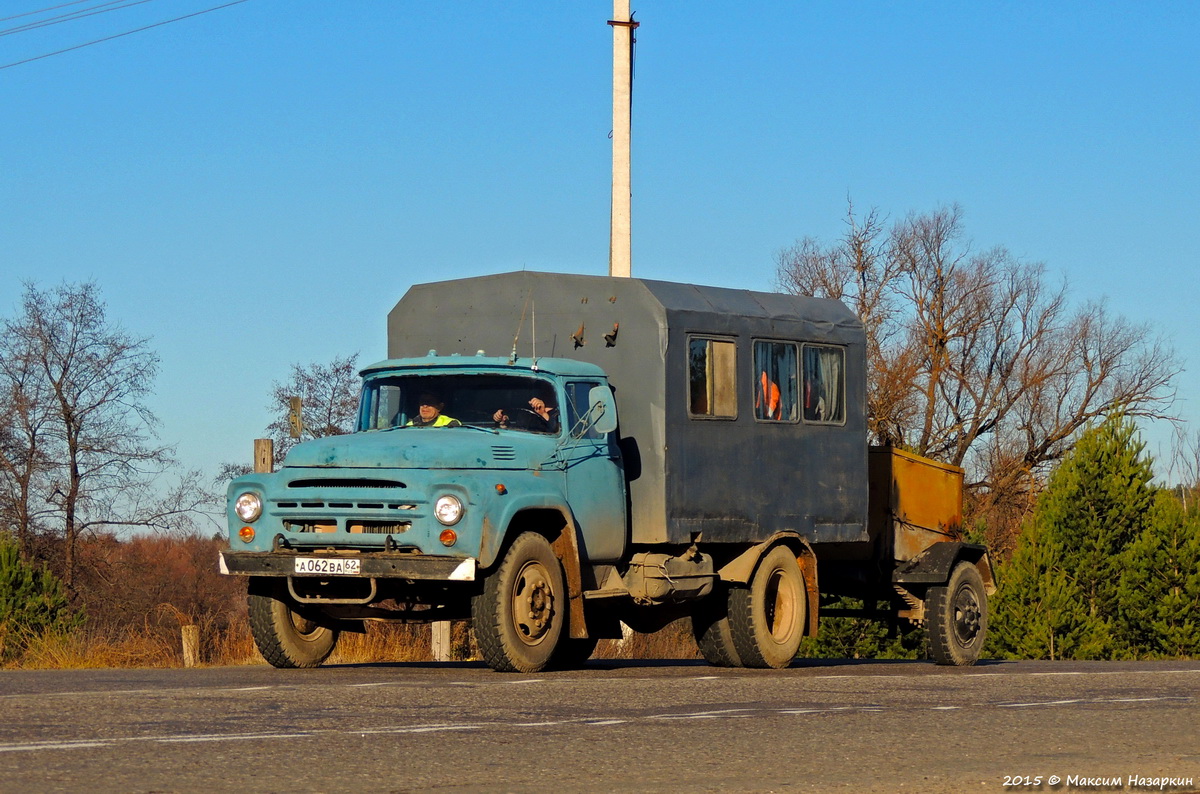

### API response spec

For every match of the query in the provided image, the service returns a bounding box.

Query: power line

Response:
[2,0,163,38]
[0,0,94,24]
[0,0,253,71]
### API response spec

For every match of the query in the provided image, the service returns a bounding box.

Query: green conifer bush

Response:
[0,536,79,661]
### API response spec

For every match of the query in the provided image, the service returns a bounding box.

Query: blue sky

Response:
[2,2,1198,492]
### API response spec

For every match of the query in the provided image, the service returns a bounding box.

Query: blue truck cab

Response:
[222,353,627,672]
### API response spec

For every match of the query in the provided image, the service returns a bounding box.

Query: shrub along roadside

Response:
[987,415,1200,660]
[0,535,81,662]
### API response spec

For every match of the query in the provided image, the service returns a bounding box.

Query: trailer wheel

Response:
[248,577,340,669]
[729,545,807,668]
[926,561,987,666]
[691,585,742,667]
[472,532,565,673]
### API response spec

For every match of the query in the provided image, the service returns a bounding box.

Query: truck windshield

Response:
[358,373,560,434]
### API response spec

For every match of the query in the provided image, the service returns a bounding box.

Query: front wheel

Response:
[248,577,340,668]
[925,561,988,666]
[472,532,566,673]
[729,545,807,669]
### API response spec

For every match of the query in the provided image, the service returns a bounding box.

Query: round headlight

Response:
[433,494,464,526]
[234,492,263,523]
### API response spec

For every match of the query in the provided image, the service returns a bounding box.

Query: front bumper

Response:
[219,550,477,581]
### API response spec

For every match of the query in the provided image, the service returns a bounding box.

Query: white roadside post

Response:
[431,620,452,662]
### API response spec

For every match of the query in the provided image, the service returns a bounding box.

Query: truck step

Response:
[582,587,631,600]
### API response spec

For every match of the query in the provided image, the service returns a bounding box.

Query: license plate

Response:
[293,557,362,575]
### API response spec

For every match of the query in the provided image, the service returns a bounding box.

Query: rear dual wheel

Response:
[693,545,807,669]
[729,545,808,668]
[692,583,742,667]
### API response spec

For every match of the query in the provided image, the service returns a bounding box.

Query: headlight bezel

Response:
[433,494,464,526]
[234,491,263,523]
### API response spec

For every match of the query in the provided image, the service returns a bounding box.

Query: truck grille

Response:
[276,500,417,510]
[287,478,407,489]
[285,520,413,534]
[274,476,424,537]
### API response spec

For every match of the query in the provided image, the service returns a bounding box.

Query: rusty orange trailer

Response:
[865,446,995,664]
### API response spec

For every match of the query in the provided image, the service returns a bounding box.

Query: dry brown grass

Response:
[329,622,439,664]
[8,609,698,669]
[10,533,704,670]
[205,618,453,666]
[15,626,178,669]
[595,618,700,661]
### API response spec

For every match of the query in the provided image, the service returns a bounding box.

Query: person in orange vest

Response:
[406,393,462,427]
[757,371,782,420]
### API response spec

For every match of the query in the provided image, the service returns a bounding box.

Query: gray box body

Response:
[387,271,868,548]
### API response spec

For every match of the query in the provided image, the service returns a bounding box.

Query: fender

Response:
[717,531,820,636]
[479,497,590,641]
[892,542,996,594]
[478,491,571,568]
[548,515,589,640]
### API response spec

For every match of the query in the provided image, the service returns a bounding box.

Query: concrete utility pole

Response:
[608,2,636,278]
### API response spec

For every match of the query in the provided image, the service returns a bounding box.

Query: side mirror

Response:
[588,386,618,434]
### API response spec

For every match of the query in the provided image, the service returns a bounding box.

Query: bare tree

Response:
[776,202,915,446]
[0,282,206,593]
[1165,425,1200,511]
[266,353,362,457]
[0,339,56,560]
[217,353,361,483]
[776,203,1179,552]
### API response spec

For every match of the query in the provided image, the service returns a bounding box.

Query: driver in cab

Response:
[406,393,461,427]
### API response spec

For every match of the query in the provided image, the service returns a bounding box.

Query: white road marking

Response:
[158,732,312,743]
[512,721,568,726]
[0,690,1193,755]
[362,725,481,734]
[5,666,1198,702]
[650,708,753,719]
[777,706,859,715]
[1106,696,1190,703]
[0,740,114,753]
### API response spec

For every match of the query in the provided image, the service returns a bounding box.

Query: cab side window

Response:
[565,380,604,439]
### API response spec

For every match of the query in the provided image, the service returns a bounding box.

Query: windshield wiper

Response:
[457,423,499,435]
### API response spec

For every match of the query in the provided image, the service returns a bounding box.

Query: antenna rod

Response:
[608,2,636,278]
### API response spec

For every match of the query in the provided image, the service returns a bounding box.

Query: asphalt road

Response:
[2,659,1198,793]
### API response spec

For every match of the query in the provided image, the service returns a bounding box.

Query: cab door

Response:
[559,380,627,562]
